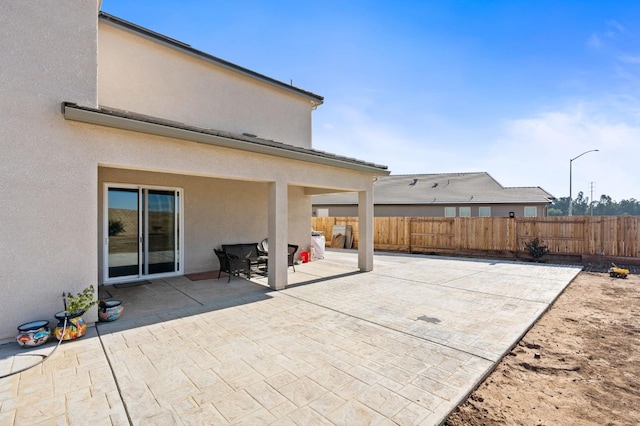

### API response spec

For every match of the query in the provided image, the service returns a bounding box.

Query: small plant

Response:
[524,237,548,262]
[63,285,97,315]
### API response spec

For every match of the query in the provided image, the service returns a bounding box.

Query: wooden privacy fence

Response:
[311,216,640,260]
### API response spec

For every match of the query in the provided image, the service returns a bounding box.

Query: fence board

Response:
[312,216,640,259]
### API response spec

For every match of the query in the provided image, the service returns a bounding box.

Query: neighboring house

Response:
[0,2,388,341]
[312,173,555,218]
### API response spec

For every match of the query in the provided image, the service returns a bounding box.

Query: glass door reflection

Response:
[107,188,140,279]
[146,190,176,275]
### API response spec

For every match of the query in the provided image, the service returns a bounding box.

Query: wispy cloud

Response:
[587,33,603,49]
[586,19,640,95]
[605,19,625,34]
[618,55,640,64]
[588,20,627,49]
[485,103,640,201]
[316,97,640,201]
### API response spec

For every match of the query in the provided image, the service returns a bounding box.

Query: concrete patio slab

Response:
[0,250,581,425]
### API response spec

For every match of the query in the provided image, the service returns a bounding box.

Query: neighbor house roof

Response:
[63,103,389,174]
[312,172,555,205]
[98,12,324,106]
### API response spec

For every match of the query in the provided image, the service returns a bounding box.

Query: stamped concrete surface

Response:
[0,250,581,425]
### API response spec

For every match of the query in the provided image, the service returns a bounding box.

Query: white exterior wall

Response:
[0,1,100,340]
[98,21,315,148]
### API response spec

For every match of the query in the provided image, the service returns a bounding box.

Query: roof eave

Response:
[62,103,389,175]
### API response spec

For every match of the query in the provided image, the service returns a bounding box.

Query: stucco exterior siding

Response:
[90,120,375,276]
[0,107,372,341]
[98,21,314,148]
[313,203,549,217]
[98,168,315,279]
[0,1,384,342]
[0,1,101,340]
[312,173,554,219]
[1,3,99,111]
[288,185,313,262]
[86,120,374,192]
[98,169,264,278]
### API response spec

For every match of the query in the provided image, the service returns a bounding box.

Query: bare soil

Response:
[445,270,640,426]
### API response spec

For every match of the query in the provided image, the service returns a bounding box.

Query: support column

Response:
[358,189,374,272]
[268,180,288,290]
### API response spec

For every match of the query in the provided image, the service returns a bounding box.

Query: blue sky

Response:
[101,0,640,202]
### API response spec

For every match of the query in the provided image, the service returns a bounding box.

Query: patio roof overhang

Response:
[63,103,389,175]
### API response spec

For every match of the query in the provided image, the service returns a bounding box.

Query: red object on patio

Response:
[300,251,310,263]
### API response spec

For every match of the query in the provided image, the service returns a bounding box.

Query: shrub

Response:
[524,237,548,262]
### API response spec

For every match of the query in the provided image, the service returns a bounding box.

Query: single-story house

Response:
[0,1,389,341]
[312,173,555,218]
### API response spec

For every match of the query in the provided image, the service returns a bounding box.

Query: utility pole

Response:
[590,181,595,216]
[569,149,599,216]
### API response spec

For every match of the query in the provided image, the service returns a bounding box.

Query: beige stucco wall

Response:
[90,126,370,282]
[288,185,314,256]
[0,107,372,343]
[0,1,100,341]
[98,20,315,148]
[0,1,376,343]
[98,169,314,278]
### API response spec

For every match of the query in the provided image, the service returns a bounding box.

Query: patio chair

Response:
[214,249,230,281]
[254,239,298,272]
[287,244,298,272]
[214,248,251,283]
[257,238,269,256]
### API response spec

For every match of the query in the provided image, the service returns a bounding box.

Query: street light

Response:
[569,149,599,216]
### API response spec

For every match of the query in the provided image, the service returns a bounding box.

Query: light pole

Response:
[569,149,599,216]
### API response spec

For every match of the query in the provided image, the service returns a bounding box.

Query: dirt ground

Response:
[445,270,640,426]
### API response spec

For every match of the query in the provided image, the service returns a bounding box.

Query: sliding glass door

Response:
[146,190,178,275]
[107,188,140,279]
[105,185,182,283]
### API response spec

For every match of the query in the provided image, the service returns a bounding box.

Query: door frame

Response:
[103,182,184,284]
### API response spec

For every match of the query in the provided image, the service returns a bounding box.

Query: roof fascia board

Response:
[98,12,323,105]
[63,104,388,175]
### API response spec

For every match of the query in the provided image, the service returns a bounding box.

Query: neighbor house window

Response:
[444,207,456,217]
[524,206,537,217]
[459,207,471,217]
[479,207,491,217]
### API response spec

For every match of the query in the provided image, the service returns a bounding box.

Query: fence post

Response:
[513,217,518,256]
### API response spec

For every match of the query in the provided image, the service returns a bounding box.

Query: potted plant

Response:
[53,285,97,340]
